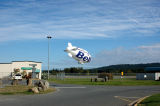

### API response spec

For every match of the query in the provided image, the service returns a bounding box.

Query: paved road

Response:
[0,83,160,106]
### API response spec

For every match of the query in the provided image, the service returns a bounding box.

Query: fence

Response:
[48,73,136,80]
[0,72,39,88]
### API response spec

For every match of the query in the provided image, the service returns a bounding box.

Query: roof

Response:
[0,63,11,64]
[0,61,42,64]
[12,61,42,63]
[145,67,160,72]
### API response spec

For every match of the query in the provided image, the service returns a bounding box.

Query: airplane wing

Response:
[68,53,72,57]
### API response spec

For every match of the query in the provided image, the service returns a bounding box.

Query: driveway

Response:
[0,83,160,106]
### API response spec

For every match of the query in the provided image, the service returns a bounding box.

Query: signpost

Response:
[29,64,37,79]
[121,72,124,79]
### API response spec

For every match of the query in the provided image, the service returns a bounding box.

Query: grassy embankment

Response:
[49,78,160,86]
[138,93,160,106]
[0,85,56,95]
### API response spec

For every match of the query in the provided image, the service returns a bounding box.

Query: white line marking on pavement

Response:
[55,87,86,89]
[114,96,140,103]
[114,96,140,99]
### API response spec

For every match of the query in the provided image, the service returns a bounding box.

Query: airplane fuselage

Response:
[65,43,91,64]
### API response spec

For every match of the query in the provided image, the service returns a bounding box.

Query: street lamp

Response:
[47,35,52,79]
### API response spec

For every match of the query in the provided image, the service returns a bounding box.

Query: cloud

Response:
[90,43,160,67]
[52,43,160,69]
[139,43,160,49]
[0,0,160,42]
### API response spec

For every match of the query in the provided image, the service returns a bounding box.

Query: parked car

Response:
[13,74,22,80]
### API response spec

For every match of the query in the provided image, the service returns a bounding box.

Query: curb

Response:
[128,96,150,106]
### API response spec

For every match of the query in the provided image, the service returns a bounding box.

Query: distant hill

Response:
[44,63,160,73]
[89,63,160,73]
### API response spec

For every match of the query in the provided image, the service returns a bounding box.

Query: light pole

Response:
[47,35,52,79]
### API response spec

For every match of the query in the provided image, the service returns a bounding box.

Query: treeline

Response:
[43,67,89,74]
[90,63,160,73]
[43,63,160,73]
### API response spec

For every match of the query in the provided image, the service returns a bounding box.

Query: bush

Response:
[41,73,48,80]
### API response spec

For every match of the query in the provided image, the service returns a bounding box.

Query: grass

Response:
[39,88,56,94]
[0,85,33,95]
[0,85,56,95]
[138,94,160,106]
[48,78,160,86]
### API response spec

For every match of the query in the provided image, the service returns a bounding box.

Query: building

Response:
[0,61,42,79]
[136,67,160,80]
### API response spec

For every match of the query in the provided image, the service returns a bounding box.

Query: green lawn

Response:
[138,94,160,106]
[49,78,160,86]
[0,85,56,95]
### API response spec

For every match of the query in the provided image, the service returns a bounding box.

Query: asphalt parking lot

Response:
[0,83,160,106]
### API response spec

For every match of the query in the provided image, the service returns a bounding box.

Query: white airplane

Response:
[64,42,91,64]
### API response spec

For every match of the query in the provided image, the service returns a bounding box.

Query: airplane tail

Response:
[64,42,73,52]
[67,42,73,50]
[68,42,72,47]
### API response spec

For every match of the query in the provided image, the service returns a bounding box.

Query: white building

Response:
[136,67,160,81]
[0,61,42,79]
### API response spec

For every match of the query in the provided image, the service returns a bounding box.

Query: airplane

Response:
[64,42,91,64]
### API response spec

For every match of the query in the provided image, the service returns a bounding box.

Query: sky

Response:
[0,0,160,70]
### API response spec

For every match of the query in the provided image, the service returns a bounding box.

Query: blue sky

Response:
[0,0,160,69]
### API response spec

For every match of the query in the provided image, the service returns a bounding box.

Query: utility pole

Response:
[47,35,52,79]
